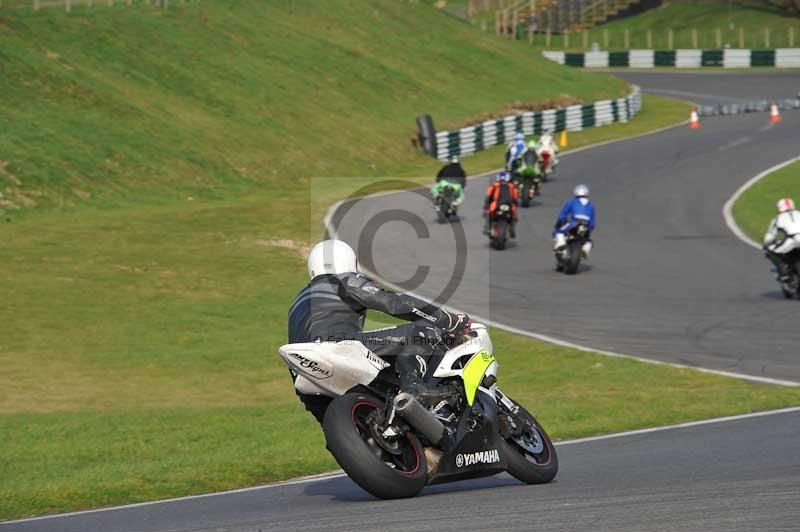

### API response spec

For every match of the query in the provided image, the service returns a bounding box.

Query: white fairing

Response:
[764,211,800,254]
[278,341,390,397]
[278,323,494,399]
[433,323,493,378]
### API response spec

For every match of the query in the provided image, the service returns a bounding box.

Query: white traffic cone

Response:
[770,101,781,124]
[689,107,700,129]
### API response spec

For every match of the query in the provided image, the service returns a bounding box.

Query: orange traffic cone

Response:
[770,101,781,124]
[689,107,701,129]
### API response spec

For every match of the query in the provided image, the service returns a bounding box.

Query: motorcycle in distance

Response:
[433,182,461,224]
[555,220,590,275]
[536,135,557,181]
[772,248,800,299]
[278,323,558,499]
[488,202,515,250]
[511,152,542,209]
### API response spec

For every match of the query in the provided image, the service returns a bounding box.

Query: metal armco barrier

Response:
[430,87,642,161]
[543,49,800,68]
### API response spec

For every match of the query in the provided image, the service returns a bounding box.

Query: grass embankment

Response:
[0,0,794,521]
[733,160,800,241]
[491,0,800,51]
[0,0,628,217]
[593,0,800,50]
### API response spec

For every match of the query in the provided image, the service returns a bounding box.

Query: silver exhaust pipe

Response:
[393,392,445,445]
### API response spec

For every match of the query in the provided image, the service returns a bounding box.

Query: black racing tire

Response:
[521,183,531,208]
[322,393,427,499]
[499,404,558,485]
[495,220,507,250]
[436,210,447,224]
[564,241,582,275]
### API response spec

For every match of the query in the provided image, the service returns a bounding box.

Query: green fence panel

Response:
[608,52,629,67]
[555,109,567,131]
[581,104,596,128]
[494,120,505,145]
[474,125,484,151]
[565,53,585,67]
[751,50,776,67]
[701,50,724,67]
[654,50,676,67]
[533,112,543,135]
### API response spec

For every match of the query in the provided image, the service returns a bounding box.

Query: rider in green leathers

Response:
[511,140,542,201]
[432,157,466,206]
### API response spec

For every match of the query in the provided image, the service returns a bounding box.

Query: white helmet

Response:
[574,184,590,197]
[307,239,357,279]
[777,198,795,213]
[514,132,524,142]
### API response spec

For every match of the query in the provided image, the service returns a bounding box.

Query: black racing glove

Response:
[444,313,472,337]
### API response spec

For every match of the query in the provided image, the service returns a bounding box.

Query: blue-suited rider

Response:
[553,184,596,258]
[504,132,527,171]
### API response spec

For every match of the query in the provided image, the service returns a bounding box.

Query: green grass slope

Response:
[734,160,800,241]
[549,0,800,50]
[0,0,627,216]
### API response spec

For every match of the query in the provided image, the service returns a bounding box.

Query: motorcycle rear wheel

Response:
[494,220,507,250]
[564,241,582,275]
[322,393,427,499]
[499,402,558,485]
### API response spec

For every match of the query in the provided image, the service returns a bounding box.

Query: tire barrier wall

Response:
[430,86,642,161]
[543,49,800,68]
[695,97,800,118]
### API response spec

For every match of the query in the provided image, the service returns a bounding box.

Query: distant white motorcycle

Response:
[278,323,558,499]
[536,134,559,181]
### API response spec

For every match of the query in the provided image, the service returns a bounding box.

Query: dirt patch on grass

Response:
[253,239,310,258]
[72,188,91,200]
[444,95,585,130]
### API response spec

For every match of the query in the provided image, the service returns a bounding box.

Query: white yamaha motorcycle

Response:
[278,323,558,499]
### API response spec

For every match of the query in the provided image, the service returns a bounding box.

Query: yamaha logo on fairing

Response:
[287,353,333,379]
[455,449,500,467]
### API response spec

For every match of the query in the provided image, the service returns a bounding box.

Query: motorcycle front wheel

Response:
[499,402,558,485]
[322,393,427,499]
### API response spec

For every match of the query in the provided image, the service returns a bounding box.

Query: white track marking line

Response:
[469,315,800,387]
[555,406,800,446]
[0,472,349,525]
[5,406,800,525]
[722,155,800,250]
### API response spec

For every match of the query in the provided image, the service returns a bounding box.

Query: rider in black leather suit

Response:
[289,268,470,424]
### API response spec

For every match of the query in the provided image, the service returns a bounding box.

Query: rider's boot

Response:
[553,233,567,251]
[509,220,517,239]
[582,241,593,259]
[777,262,792,282]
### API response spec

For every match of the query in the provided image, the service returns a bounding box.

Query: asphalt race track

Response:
[331,71,800,382]
[5,410,800,532]
[4,72,800,531]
